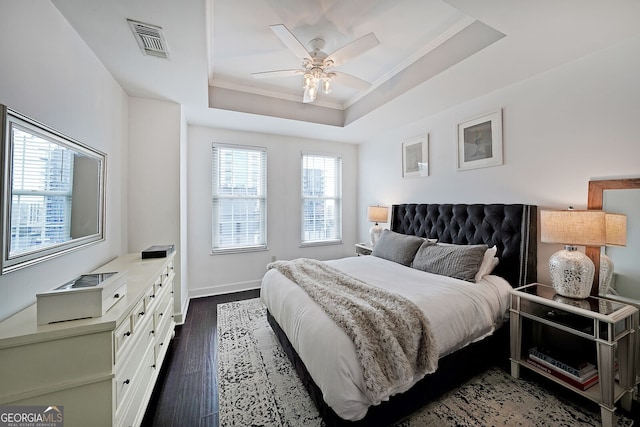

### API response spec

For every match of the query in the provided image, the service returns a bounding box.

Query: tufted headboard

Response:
[390,204,537,288]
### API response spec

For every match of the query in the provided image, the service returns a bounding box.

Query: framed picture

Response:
[402,134,429,178]
[457,109,503,171]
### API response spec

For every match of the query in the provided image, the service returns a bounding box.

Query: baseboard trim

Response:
[173,297,190,325]
[189,280,261,300]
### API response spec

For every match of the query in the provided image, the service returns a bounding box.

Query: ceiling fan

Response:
[252,24,380,103]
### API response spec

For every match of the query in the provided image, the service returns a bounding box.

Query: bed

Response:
[260,203,537,426]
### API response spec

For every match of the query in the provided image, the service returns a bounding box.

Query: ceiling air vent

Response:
[128,19,170,59]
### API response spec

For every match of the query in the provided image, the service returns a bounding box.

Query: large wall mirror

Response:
[587,178,640,299]
[0,105,106,274]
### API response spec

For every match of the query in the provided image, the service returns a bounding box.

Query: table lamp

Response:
[599,213,627,296]
[368,206,388,246]
[540,209,606,299]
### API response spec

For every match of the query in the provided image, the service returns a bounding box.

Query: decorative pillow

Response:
[412,242,488,282]
[371,229,426,266]
[475,246,499,282]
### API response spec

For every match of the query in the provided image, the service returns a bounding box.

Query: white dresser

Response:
[0,252,176,427]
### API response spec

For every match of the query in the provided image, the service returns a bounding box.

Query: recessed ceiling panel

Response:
[210,0,470,107]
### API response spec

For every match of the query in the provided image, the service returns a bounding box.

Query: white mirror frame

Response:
[0,105,106,274]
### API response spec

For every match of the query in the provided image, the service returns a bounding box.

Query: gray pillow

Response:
[371,230,425,266]
[412,242,488,282]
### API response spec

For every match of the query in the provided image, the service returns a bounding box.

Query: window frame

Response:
[211,142,268,254]
[300,151,342,246]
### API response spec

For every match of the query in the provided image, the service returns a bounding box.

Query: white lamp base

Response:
[369,224,383,246]
[548,247,594,299]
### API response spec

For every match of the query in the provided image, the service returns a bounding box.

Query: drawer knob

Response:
[124,379,130,385]
[152,364,156,369]
[123,331,131,337]
[150,294,155,298]
[150,330,155,335]
[139,311,145,316]
[114,293,120,299]
[159,312,163,317]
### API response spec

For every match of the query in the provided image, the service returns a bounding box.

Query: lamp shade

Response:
[540,210,606,247]
[367,206,388,224]
[605,213,627,247]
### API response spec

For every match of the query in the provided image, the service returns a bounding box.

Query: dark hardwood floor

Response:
[141,289,260,427]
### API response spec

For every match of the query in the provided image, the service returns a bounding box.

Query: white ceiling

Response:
[210,1,474,108]
[52,0,640,143]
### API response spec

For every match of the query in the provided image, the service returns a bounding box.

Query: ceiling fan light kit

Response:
[252,24,379,104]
[302,68,335,103]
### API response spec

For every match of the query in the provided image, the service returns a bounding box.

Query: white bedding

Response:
[260,255,513,421]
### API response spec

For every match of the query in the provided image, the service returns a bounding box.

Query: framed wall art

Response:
[457,109,503,171]
[402,134,429,178]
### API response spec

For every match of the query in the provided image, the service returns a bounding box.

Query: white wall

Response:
[0,1,128,321]
[128,97,185,321]
[187,126,358,297]
[358,35,640,285]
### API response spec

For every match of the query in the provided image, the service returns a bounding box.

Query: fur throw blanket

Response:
[267,258,438,403]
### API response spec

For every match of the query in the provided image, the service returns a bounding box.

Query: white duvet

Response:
[260,255,512,421]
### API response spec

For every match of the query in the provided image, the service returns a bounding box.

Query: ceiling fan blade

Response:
[326,32,379,67]
[270,24,311,60]
[332,72,372,91]
[251,69,302,79]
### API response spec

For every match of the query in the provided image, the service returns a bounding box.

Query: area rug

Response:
[217,298,634,427]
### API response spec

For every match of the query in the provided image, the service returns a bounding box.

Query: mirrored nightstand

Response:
[510,283,638,427]
[355,243,373,256]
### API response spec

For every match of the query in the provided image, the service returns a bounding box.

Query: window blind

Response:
[10,126,74,257]
[212,143,267,252]
[301,153,342,244]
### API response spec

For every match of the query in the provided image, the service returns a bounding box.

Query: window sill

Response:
[211,246,268,255]
[299,240,343,248]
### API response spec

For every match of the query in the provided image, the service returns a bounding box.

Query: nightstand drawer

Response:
[520,298,595,337]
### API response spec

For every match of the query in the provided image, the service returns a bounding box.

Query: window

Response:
[212,143,267,253]
[301,153,342,244]
[10,127,75,256]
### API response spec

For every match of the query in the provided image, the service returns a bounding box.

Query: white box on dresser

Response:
[36,271,128,325]
[0,252,176,427]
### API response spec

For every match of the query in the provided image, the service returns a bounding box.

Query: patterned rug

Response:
[217,298,634,427]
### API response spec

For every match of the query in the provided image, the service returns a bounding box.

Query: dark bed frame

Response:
[267,203,538,426]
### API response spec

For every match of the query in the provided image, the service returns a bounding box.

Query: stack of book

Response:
[526,347,599,391]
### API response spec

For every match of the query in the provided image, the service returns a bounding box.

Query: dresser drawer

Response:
[144,285,157,312]
[115,342,156,423]
[130,298,147,331]
[154,276,170,300]
[162,261,174,285]
[154,291,173,326]
[104,283,127,313]
[114,316,154,409]
[114,318,133,360]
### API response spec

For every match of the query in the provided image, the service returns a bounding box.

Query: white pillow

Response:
[475,246,499,282]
